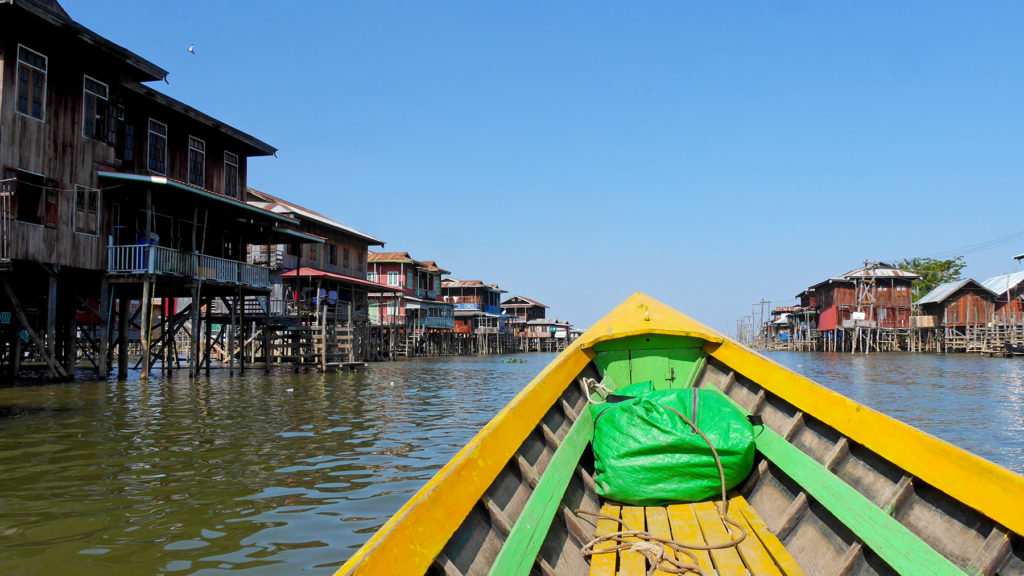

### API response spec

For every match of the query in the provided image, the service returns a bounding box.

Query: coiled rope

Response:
[575,377,746,576]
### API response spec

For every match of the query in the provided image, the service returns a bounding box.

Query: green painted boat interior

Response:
[428,336,1024,576]
[591,334,707,390]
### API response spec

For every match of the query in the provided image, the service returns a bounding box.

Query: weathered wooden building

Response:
[0,0,295,379]
[915,279,997,353]
[799,263,919,352]
[366,251,455,357]
[982,271,1024,325]
[442,278,509,354]
[501,296,547,337]
[246,188,389,366]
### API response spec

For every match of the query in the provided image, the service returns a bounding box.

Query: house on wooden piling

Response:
[801,263,919,351]
[245,188,390,365]
[981,271,1024,325]
[442,278,508,354]
[915,279,997,353]
[522,318,573,352]
[501,296,548,338]
[366,251,455,357]
[0,0,298,379]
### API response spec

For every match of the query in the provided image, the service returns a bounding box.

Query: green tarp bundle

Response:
[591,382,755,506]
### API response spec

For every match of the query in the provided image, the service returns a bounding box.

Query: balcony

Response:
[369,314,407,327]
[107,245,270,290]
[414,316,455,330]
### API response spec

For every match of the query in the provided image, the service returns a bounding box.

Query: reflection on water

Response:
[0,354,555,575]
[766,351,1024,475]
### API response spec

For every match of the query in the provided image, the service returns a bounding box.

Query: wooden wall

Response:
[941,291,993,327]
[2,14,260,271]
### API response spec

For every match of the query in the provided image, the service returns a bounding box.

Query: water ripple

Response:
[0,354,554,575]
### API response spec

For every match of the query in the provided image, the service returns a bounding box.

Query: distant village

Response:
[0,1,578,381]
[751,261,1024,355]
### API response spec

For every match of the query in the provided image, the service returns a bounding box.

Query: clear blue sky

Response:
[64,1,1024,334]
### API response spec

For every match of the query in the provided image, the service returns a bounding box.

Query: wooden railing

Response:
[0,186,11,264]
[107,245,270,289]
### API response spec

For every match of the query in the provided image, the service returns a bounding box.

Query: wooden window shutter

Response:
[44,179,58,228]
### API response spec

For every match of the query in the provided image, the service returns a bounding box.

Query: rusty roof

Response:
[442,278,507,292]
[248,189,384,245]
[501,296,549,308]
[368,251,415,263]
[418,260,451,274]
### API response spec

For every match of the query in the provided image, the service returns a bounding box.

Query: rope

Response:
[580,376,615,405]
[575,390,746,576]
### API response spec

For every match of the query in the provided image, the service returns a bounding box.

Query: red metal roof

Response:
[368,251,415,263]
[279,267,399,291]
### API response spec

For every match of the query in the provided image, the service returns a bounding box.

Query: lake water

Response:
[765,351,1024,475]
[0,350,1021,575]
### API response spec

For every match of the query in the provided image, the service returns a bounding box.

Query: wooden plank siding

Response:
[1,7,268,272]
[939,291,994,327]
[816,280,915,331]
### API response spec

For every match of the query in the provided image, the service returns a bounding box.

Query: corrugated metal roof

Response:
[916,279,997,305]
[501,296,549,308]
[442,278,507,292]
[249,189,385,245]
[981,271,1024,296]
[838,263,920,280]
[916,280,970,305]
[418,260,451,274]
[368,251,415,263]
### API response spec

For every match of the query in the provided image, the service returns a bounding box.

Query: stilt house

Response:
[442,279,507,336]
[245,188,390,363]
[501,296,548,338]
[806,263,919,332]
[915,280,996,328]
[0,0,298,379]
[981,271,1024,325]
[366,252,454,332]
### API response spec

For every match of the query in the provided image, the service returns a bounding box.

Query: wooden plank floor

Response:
[589,495,806,576]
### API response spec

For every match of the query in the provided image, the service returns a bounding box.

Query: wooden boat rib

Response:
[337,292,1024,576]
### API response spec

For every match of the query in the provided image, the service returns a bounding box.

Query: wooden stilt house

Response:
[366,252,455,358]
[0,0,298,379]
[442,278,508,354]
[915,279,997,352]
[246,188,389,365]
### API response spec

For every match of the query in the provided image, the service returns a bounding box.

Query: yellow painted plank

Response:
[644,507,676,576]
[590,503,620,576]
[335,345,593,576]
[619,506,647,576]
[727,501,783,576]
[574,292,724,351]
[666,504,714,575]
[709,337,1024,537]
[694,500,747,576]
[733,497,807,576]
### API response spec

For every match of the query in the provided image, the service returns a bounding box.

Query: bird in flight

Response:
[188,44,196,55]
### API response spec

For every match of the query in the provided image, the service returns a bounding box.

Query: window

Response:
[188,136,205,187]
[224,151,239,198]
[74,185,99,235]
[82,76,108,140]
[328,244,338,265]
[343,247,350,268]
[407,270,413,288]
[119,122,135,161]
[147,119,167,174]
[4,169,57,227]
[367,270,377,282]
[387,271,400,287]
[16,45,47,121]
